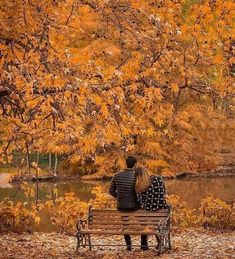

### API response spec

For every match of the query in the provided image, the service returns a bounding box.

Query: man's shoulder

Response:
[113,170,134,179]
[112,171,123,179]
[114,170,128,177]
[114,170,123,176]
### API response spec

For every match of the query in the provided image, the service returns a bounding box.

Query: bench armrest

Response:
[158,216,170,232]
[76,218,88,231]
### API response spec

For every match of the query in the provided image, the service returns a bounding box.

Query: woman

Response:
[135,167,169,250]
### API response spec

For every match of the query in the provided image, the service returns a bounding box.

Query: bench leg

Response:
[168,232,172,250]
[156,234,163,255]
[158,236,162,256]
[75,233,82,252]
[88,234,92,251]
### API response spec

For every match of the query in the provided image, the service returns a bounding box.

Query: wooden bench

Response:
[76,205,171,255]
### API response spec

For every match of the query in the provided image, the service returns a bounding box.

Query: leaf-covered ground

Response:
[0,229,234,258]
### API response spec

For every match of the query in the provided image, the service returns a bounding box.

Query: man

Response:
[109,156,147,251]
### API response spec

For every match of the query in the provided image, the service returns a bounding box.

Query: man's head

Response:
[126,155,137,168]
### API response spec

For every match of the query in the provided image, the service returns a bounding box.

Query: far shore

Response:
[7,166,235,184]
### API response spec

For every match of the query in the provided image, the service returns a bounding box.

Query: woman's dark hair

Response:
[126,155,137,168]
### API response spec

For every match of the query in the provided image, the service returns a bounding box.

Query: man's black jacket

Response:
[109,168,138,210]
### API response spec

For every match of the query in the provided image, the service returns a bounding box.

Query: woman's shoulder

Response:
[150,175,165,186]
[150,175,163,181]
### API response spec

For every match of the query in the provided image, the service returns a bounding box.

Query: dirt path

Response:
[0,229,234,258]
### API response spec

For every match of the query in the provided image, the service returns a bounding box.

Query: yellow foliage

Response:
[21,183,35,198]
[90,186,116,209]
[199,195,234,230]
[0,199,41,233]
[167,194,234,230]
[170,83,179,93]
[1,187,234,233]
[50,192,88,234]
[0,0,234,178]
[167,195,198,228]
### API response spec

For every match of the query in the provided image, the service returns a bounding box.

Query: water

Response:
[0,172,234,232]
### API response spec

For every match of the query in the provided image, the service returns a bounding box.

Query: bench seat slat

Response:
[91,211,168,217]
[92,209,168,213]
[90,213,168,217]
[88,225,158,230]
[90,215,168,219]
[89,219,166,224]
[81,230,159,235]
[89,221,162,225]
[90,215,168,220]
[89,218,167,224]
[89,221,165,226]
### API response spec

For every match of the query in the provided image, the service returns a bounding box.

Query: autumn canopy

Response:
[0,0,234,177]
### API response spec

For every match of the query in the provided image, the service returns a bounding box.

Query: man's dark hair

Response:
[126,156,137,168]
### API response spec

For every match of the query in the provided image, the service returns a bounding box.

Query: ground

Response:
[0,229,234,258]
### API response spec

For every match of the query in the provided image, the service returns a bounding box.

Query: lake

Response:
[0,172,234,232]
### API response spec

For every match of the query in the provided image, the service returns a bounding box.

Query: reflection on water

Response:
[0,173,12,188]
[0,179,95,203]
[0,173,234,232]
[166,177,235,208]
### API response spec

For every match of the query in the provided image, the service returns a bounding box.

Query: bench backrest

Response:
[88,206,170,231]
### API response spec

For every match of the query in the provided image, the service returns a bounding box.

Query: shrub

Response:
[167,195,198,228]
[89,186,116,209]
[1,189,233,234]
[50,192,88,234]
[199,195,234,230]
[0,199,40,233]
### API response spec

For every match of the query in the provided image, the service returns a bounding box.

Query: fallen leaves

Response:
[0,229,234,258]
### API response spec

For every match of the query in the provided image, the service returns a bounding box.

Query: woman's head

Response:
[135,167,151,194]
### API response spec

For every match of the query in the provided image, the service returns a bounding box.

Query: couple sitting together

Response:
[109,155,169,251]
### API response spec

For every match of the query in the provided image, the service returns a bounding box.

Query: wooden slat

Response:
[90,214,168,218]
[88,227,158,231]
[88,226,158,230]
[90,214,168,217]
[90,215,168,219]
[89,220,164,225]
[91,211,169,214]
[89,216,168,222]
[89,221,161,228]
[89,218,166,224]
[88,225,158,230]
[90,216,168,220]
[88,225,157,231]
[91,210,169,217]
[81,230,159,235]
[92,209,169,213]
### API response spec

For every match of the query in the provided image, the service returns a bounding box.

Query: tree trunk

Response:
[35,167,39,205]
[49,153,52,171]
[54,154,58,176]
[26,145,31,175]
[36,151,40,164]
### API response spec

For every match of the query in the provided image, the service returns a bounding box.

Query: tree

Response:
[0,0,234,176]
